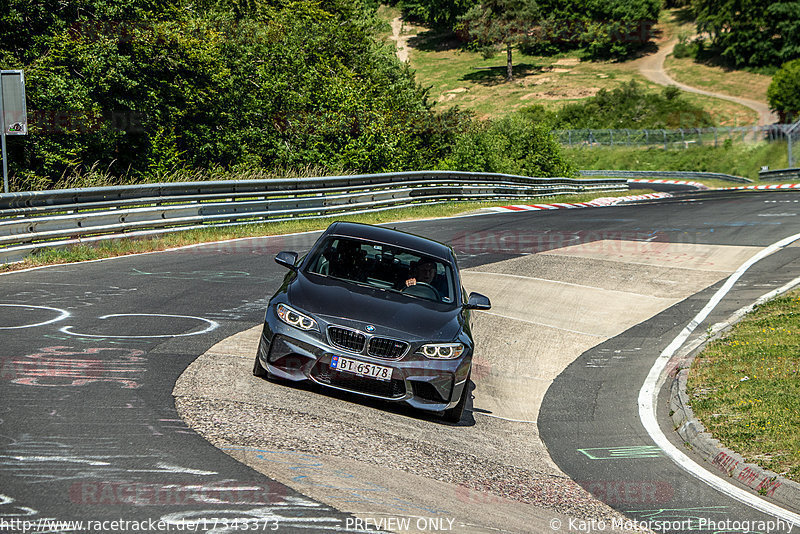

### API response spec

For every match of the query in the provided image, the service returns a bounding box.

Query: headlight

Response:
[276,303,317,331]
[419,343,465,359]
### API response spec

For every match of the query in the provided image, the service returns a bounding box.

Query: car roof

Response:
[325,222,455,262]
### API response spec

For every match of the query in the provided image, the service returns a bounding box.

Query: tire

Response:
[253,354,268,378]
[441,371,470,423]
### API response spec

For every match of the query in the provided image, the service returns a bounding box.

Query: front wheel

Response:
[441,371,470,423]
[253,354,269,378]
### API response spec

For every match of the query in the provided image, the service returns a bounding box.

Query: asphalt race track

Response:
[1,188,799,534]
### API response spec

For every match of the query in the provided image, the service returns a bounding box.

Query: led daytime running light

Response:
[276,303,317,331]
[420,343,464,359]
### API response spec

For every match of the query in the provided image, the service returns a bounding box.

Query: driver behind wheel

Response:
[405,260,437,288]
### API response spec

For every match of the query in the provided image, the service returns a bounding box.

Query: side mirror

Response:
[275,251,299,270]
[464,292,491,310]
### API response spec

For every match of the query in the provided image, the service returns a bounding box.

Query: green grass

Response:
[563,142,790,181]
[392,11,759,125]
[406,38,757,124]
[1,190,650,273]
[687,290,800,482]
[664,55,772,106]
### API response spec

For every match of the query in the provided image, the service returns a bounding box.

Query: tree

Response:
[399,0,479,28]
[768,59,800,123]
[693,0,800,68]
[458,0,540,81]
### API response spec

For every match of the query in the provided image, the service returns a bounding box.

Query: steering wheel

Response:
[402,282,441,301]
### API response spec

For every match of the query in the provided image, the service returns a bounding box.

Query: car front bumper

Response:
[256,308,471,413]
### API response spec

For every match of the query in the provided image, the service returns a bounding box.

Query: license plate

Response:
[330,355,392,381]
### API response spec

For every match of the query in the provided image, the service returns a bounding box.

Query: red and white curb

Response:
[627,178,709,190]
[485,192,673,213]
[719,183,800,191]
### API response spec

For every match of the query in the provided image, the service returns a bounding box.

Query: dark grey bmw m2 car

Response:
[253,221,491,422]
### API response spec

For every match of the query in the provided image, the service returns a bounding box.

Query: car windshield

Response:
[305,237,456,304]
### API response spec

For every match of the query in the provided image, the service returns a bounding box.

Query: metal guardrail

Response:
[0,171,628,264]
[579,170,752,183]
[758,168,800,182]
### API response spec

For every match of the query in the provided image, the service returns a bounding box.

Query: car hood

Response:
[286,272,463,341]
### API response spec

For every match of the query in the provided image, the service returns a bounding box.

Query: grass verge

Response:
[664,55,772,107]
[687,289,800,482]
[1,191,651,273]
[388,10,758,125]
[564,142,790,181]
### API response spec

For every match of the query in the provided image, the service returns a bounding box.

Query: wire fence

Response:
[554,125,798,150]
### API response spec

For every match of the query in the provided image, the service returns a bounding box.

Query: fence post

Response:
[663,129,667,150]
[609,129,614,146]
[568,130,572,146]
[714,127,718,147]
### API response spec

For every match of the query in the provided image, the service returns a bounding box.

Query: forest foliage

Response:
[693,0,800,69]
[523,81,715,130]
[0,0,574,189]
[399,0,661,59]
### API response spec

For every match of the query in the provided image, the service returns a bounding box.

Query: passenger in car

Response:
[328,240,368,282]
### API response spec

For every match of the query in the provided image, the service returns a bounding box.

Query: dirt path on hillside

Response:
[634,39,777,126]
[391,16,409,63]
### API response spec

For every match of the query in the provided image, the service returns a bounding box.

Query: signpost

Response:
[1,70,28,193]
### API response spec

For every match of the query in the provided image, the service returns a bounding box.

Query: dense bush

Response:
[767,59,800,123]
[436,115,575,176]
[0,0,574,190]
[525,81,715,129]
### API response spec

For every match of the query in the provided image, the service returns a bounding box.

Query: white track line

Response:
[638,231,800,525]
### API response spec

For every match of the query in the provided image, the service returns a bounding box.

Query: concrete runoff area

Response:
[174,239,761,533]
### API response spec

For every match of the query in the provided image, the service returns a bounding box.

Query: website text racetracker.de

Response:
[0,517,278,533]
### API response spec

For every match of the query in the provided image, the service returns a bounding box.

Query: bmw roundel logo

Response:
[365,325,375,332]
